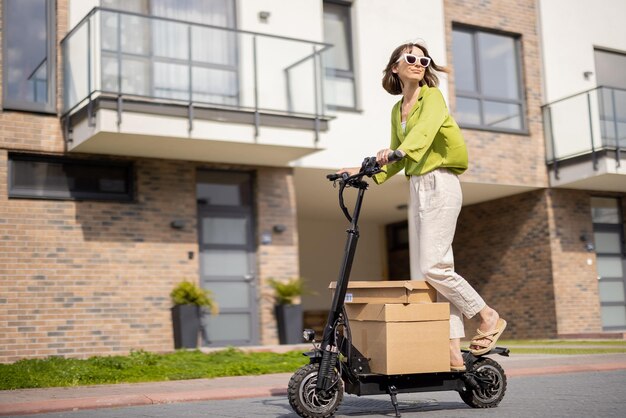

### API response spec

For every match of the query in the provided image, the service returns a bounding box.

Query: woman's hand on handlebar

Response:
[376,148,405,165]
[335,167,360,176]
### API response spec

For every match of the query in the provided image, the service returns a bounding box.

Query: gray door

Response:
[196,170,258,346]
[591,197,626,331]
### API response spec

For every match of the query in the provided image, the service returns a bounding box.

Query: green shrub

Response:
[268,277,308,305]
[170,280,218,314]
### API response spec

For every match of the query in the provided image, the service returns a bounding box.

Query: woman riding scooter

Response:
[337,40,507,371]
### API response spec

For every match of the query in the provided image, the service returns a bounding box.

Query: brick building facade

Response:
[1,0,625,363]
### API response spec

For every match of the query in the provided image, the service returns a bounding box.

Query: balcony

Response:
[61,7,332,166]
[543,86,626,191]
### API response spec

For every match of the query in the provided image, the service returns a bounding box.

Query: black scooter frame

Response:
[302,153,509,416]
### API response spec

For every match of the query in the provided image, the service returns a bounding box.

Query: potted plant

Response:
[170,280,218,349]
[268,277,306,345]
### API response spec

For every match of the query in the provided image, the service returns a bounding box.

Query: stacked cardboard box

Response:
[329,281,450,375]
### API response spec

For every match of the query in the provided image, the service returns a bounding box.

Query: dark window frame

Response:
[323,0,358,112]
[2,0,57,113]
[8,153,134,202]
[452,24,528,134]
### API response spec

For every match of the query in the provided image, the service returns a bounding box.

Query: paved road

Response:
[10,369,626,418]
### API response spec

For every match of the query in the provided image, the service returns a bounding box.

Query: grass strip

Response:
[0,348,308,390]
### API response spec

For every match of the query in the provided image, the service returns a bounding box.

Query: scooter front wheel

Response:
[460,357,507,408]
[287,363,344,418]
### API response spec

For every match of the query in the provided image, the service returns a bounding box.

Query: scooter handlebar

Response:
[387,149,405,163]
[327,151,404,181]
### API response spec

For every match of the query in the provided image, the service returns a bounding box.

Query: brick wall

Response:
[256,167,300,345]
[453,190,558,339]
[443,0,548,188]
[547,189,625,336]
[0,155,300,362]
[0,154,198,362]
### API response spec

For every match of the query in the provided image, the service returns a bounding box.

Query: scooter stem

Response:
[316,185,367,392]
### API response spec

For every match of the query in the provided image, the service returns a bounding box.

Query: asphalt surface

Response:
[1,351,625,417]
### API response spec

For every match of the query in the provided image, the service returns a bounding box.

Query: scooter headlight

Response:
[302,329,316,342]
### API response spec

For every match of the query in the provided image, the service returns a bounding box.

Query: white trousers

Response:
[408,169,486,339]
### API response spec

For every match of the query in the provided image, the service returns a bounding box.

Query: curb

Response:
[2,362,626,416]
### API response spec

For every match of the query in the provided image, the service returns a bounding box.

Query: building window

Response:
[8,154,133,201]
[591,197,626,331]
[323,0,356,110]
[2,0,56,113]
[100,0,238,105]
[452,26,525,132]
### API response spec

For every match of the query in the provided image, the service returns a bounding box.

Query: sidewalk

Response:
[1,350,625,416]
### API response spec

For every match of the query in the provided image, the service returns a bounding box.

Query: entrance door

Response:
[591,197,626,331]
[196,170,258,346]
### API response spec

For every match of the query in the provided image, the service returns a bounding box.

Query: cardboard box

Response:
[346,303,450,375]
[329,280,436,304]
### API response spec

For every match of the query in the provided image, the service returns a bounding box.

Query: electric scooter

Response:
[287,151,509,417]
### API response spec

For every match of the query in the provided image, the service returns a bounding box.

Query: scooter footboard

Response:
[344,372,465,396]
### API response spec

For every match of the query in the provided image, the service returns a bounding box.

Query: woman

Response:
[338,42,506,371]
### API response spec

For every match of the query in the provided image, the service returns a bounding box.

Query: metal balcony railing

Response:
[61,7,332,139]
[543,86,626,176]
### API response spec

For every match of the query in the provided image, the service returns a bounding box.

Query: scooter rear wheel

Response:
[460,357,507,408]
[287,363,344,418]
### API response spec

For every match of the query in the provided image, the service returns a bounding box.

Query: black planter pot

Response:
[171,304,200,349]
[274,304,303,344]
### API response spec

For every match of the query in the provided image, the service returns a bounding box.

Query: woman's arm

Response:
[373,107,404,184]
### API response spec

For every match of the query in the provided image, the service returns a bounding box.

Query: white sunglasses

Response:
[396,53,431,67]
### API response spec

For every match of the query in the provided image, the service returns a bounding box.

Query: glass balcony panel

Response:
[547,93,593,159]
[191,26,236,66]
[63,21,89,110]
[63,8,330,121]
[122,58,150,96]
[153,19,188,61]
[121,14,150,55]
[154,61,189,100]
[192,67,238,106]
[101,11,119,52]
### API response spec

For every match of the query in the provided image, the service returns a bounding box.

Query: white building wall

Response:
[295,0,448,170]
[539,0,626,103]
[298,218,384,311]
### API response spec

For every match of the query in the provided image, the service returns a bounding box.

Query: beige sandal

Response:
[450,365,466,372]
[469,318,507,356]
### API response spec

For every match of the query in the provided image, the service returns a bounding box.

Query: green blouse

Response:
[373,85,468,184]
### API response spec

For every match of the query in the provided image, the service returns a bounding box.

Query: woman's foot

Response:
[450,338,465,370]
[470,306,500,352]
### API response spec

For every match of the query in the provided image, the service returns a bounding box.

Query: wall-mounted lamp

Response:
[580,234,595,252]
[170,219,186,230]
[258,11,270,23]
[273,224,287,233]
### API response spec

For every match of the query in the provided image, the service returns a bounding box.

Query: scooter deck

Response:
[344,370,466,396]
